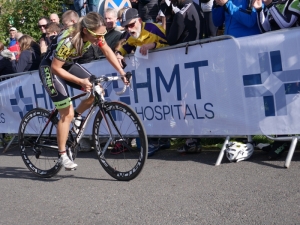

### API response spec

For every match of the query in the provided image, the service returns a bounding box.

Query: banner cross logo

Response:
[243,50,300,117]
[10,86,34,118]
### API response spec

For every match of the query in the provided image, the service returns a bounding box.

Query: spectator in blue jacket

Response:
[212,0,260,38]
[74,0,87,17]
[87,0,97,13]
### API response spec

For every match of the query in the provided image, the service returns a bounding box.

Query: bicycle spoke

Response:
[19,108,63,178]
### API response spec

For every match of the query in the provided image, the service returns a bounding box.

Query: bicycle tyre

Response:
[92,101,148,181]
[18,108,76,178]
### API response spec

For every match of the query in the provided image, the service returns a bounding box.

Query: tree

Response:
[0,0,67,45]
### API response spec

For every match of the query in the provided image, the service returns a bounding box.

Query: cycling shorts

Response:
[39,60,91,109]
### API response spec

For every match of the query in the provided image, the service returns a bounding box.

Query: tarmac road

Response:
[0,146,299,225]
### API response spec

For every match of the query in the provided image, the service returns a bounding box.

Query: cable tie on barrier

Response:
[185,43,189,55]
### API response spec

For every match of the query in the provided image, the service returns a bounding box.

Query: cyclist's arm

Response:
[99,43,129,85]
[51,58,92,91]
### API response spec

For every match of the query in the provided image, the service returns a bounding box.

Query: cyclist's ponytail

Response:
[71,12,106,56]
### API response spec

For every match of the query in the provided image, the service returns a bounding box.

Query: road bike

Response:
[18,71,148,181]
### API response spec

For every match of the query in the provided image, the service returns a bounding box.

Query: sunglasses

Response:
[38,24,47,28]
[125,21,136,29]
[86,28,107,38]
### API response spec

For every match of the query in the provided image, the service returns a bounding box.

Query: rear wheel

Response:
[93,101,148,181]
[18,108,76,178]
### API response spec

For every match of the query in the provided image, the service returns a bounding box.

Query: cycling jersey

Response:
[39,28,104,109]
[256,0,300,32]
[43,28,92,64]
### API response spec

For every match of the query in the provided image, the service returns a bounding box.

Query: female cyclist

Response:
[39,12,129,170]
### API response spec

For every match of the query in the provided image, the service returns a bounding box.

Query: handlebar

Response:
[89,72,132,96]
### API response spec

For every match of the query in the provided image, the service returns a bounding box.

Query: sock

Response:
[58,150,66,155]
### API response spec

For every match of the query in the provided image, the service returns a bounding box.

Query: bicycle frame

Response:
[32,75,129,154]
[19,72,149,180]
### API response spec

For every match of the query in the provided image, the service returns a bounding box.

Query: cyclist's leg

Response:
[66,65,95,114]
[76,95,94,113]
[39,62,77,169]
[57,105,74,152]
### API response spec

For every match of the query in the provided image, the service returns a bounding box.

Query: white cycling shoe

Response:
[60,153,78,170]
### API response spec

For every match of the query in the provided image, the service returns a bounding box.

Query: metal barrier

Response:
[0,34,298,167]
[1,72,29,153]
[0,35,235,154]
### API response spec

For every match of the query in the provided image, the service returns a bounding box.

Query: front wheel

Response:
[93,101,148,181]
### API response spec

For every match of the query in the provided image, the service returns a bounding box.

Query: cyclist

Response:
[39,12,129,170]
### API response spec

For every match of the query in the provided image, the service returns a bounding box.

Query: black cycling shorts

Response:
[39,60,92,109]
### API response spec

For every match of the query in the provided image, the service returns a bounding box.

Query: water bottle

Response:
[72,116,82,134]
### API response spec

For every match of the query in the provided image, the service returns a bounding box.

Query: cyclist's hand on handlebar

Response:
[81,78,93,92]
[121,72,132,86]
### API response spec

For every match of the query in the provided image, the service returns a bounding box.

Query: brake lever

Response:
[125,71,132,81]
[89,75,96,83]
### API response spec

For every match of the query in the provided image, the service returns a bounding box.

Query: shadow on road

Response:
[2,146,299,173]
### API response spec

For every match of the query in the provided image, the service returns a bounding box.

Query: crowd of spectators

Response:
[0,0,299,157]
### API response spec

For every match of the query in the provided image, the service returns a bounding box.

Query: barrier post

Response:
[2,135,17,153]
[215,136,230,166]
[284,137,298,168]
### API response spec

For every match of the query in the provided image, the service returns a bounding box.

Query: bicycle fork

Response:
[99,107,126,155]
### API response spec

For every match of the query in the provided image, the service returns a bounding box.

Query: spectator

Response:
[8,27,18,47]
[87,0,97,13]
[116,8,168,59]
[38,16,51,55]
[116,8,170,156]
[156,1,168,30]
[45,22,62,41]
[163,0,205,45]
[130,0,139,10]
[251,0,299,159]
[117,7,131,39]
[252,0,300,32]
[62,10,80,29]
[10,35,41,73]
[50,13,64,29]
[8,32,23,60]
[0,42,14,76]
[138,0,159,22]
[41,22,61,57]
[74,0,87,17]
[50,13,60,24]
[201,0,218,38]
[117,6,131,23]
[103,8,122,52]
[212,0,260,38]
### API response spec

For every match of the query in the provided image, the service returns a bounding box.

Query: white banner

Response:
[1,28,300,136]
